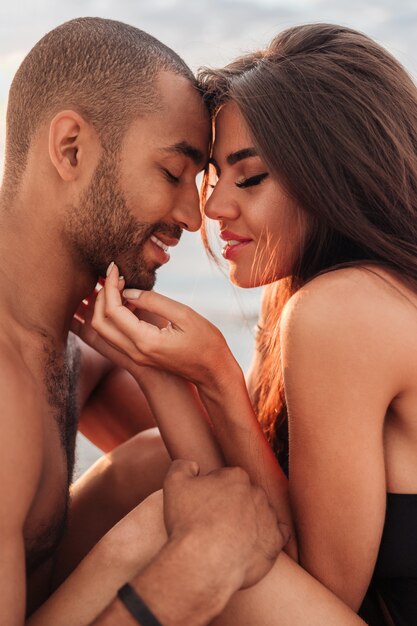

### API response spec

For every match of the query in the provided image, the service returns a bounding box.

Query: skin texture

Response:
[87,102,417,621]
[280,266,417,607]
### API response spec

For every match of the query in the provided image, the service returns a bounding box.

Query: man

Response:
[0,17,285,625]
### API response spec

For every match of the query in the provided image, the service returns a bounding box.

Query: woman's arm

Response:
[280,270,405,609]
[196,360,294,555]
[137,370,225,474]
[83,266,374,621]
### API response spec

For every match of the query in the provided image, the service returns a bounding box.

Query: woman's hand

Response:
[71,278,171,386]
[91,262,240,390]
[72,279,136,371]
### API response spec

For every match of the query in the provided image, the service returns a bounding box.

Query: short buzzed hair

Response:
[4,17,195,190]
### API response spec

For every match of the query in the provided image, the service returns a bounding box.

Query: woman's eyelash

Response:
[235,172,269,189]
[163,168,180,184]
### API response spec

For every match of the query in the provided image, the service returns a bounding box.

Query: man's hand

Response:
[163,459,289,589]
[87,460,289,626]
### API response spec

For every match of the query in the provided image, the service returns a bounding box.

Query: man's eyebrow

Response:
[164,141,205,166]
[227,147,258,166]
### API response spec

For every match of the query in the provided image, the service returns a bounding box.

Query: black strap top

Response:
[359,493,417,625]
[278,446,417,624]
[270,260,417,622]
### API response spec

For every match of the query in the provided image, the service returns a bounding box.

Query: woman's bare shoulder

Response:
[280,265,417,391]
[283,264,417,332]
[280,265,417,401]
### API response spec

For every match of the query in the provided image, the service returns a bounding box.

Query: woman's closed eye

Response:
[235,172,269,189]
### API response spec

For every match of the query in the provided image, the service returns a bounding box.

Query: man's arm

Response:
[27,459,364,626]
[28,461,284,626]
[92,534,239,626]
[92,460,284,626]
[91,461,365,626]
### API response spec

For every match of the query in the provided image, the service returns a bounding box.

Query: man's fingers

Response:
[165,459,201,485]
[277,522,291,548]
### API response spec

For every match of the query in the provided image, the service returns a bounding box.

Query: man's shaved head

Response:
[3,17,195,191]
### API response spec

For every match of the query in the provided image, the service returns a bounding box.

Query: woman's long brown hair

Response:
[198,23,417,467]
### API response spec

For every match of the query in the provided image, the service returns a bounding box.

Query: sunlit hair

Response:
[3,17,195,196]
[198,23,417,466]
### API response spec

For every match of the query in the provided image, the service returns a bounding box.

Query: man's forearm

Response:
[92,533,240,626]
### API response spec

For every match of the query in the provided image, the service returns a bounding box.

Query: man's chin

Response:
[123,269,157,291]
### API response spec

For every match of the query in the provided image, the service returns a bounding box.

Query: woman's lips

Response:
[221,238,253,260]
[220,230,253,261]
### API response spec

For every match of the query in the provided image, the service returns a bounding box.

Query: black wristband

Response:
[117,583,163,626]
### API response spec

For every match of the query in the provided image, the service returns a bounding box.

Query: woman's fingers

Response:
[122,288,191,330]
[93,281,144,358]
[90,263,210,375]
[100,264,167,355]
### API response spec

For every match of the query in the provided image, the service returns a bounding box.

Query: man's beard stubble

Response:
[64,153,182,290]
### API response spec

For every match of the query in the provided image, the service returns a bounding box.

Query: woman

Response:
[85,24,417,624]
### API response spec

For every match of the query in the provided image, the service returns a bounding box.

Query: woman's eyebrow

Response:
[209,148,259,173]
[227,147,258,165]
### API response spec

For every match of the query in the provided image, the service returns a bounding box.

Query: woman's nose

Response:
[204,185,240,222]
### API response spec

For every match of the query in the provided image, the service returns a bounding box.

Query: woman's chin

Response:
[229,267,262,289]
[229,264,281,289]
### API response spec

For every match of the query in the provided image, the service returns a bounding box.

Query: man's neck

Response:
[0,198,97,346]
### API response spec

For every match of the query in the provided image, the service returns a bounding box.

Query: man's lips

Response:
[220,230,253,260]
[148,233,180,265]
[152,233,180,248]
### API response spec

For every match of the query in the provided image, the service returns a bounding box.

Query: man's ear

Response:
[48,110,93,182]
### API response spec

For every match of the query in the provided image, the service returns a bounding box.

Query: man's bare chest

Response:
[24,335,81,574]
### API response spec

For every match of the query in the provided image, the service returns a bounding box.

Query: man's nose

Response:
[172,189,202,232]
